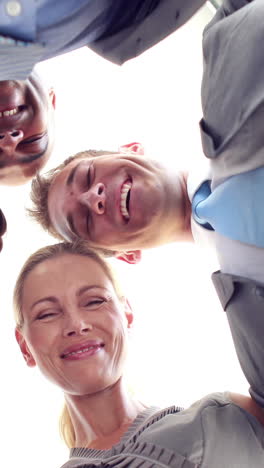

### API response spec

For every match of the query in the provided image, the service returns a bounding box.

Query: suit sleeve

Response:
[88,0,206,65]
[212,271,264,407]
[200,0,264,180]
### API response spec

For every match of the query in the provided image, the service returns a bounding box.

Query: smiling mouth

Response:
[120,180,132,220]
[61,344,104,359]
[0,105,26,118]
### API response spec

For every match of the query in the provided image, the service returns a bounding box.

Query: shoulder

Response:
[229,392,264,426]
[138,393,264,467]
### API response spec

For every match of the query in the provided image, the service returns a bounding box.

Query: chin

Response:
[64,373,121,397]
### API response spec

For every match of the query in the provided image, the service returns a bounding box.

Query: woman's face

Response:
[16,254,133,396]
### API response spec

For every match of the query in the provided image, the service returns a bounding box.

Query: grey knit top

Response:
[60,392,264,468]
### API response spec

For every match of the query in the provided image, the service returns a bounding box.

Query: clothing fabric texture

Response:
[193,167,264,248]
[61,393,264,468]
[188,169,264,410]
[195,0,264,283]
[201,0,262,186]
[199,0,264,408]
[0,0,206,79]
[212,272,264,408]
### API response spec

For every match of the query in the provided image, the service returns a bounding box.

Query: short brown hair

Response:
[29,149,118,257]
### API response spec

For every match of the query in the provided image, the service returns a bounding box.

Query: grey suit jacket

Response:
[90,0,206,65]
[201,0,263,186]
[202,0,264,407]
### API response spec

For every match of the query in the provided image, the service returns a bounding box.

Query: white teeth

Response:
[64,346,97,358]
[0,107,19,118]
[120,181,132,219]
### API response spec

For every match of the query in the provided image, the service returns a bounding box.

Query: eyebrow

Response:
[31,296,57,310]
[65,160,87,238]
[77,285,108,296]
[66,161,81,186]
[19,141,49,164]
[0,141,49,169]
[31,286,107,309]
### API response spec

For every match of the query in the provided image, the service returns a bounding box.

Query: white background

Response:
[0,4,248,467]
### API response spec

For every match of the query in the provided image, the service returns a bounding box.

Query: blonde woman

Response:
[14,242,264,467]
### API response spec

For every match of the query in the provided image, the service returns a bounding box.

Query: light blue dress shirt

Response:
[192,167,264,248]
[0,0,206,80]
[0,0,98,41]
[0,0,111,79]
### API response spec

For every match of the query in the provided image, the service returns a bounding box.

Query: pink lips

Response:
[60,340,104,361]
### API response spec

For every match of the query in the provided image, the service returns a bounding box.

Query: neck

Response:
[65,378,147,449]
[161,169,193,245]
[178,171,193,242]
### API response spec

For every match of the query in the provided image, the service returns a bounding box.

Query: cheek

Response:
[90,223,115,246]
[110,323,129,366]
[27,327,56,357]
[92,221,127,247]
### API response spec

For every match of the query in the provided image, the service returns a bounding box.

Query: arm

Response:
[212,271,264,410]
[230,393,264,426]
[89,0,206,65]
[201,0,264,181]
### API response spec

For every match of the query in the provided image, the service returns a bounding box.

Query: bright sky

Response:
[0,4,248,467]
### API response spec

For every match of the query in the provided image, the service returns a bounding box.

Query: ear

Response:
[119,142,145,155]
[123,298,134,328]
[15,328,36,368]
[115,250,142,264]
[48,88,56,110]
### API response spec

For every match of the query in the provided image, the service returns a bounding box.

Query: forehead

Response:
[49,151,140,198]
[51,157,87,194]
[52,153,123,186]
[22,254,113,300]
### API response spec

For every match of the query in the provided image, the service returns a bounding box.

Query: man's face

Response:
[0,71,55,185]
[48,153,187,251]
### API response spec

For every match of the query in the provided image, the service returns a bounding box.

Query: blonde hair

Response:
[13,241,123,447]
[28,149,118,255]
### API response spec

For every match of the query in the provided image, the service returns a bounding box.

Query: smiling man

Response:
[0,71,55,185]
[30,144,193,262]
[0,70,55,252]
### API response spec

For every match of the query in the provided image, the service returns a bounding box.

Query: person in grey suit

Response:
[200,0,264,407]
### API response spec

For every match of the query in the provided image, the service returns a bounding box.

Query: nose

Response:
[0,130,24,156]
[62,314,92,338]
[78,182,106,215]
